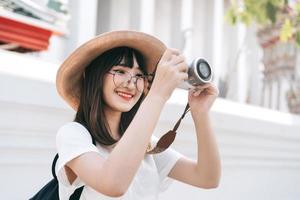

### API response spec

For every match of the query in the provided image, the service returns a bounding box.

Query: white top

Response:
[55,122,183,200]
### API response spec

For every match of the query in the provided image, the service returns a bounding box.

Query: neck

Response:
[104,106,122,141]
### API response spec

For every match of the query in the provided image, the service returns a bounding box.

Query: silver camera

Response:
[177,58,213,90]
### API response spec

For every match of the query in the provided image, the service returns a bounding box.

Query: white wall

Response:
[1,50,300,200]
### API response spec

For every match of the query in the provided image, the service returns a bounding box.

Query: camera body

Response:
[177,58,213,90]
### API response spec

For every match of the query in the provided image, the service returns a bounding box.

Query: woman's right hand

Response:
[148,48,188,101]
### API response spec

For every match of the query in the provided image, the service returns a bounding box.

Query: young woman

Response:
[55,30,221,200]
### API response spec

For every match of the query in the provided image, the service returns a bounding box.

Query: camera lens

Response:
[177,57,212,90]
[196,60,211,80]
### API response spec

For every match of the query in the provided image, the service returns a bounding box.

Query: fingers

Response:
[174,61,188,73]
[194,87,206,96]
[160,48,180,63]
[191,83,219,96]
[156,48,188,83]
[190,86,205,96]
[164,49,188,73]
[157,48,188,74]
[169,54,185,65]
[194,83,211,90]
[179,72,188,82]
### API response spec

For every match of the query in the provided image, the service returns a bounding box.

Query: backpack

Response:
[29,154,84,200]
[30,137,96,200]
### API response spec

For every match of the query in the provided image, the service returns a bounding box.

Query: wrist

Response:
[143,91,167,106]
[146,89,169,104]
[191,111,210,120]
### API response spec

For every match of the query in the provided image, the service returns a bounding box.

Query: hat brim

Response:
[56,30,167,111]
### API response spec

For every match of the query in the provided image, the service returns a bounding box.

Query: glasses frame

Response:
[107,69,147,93]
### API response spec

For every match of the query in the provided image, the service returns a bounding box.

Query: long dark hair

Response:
[74,47,147,145]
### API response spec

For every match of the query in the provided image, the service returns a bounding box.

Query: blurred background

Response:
[0,0,300,199]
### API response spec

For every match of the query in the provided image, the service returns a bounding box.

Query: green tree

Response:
[225,0,300,47]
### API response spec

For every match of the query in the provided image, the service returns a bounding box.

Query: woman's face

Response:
[102,56,145,112]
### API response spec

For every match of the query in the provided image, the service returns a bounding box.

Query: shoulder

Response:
[56,122,92,145]
[57,121,88,133]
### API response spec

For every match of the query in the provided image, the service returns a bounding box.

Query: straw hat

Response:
[56,30,167,111]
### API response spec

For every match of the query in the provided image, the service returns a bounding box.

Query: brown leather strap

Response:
[172,103,190,132]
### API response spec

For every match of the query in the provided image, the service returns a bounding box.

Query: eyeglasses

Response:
[108,69,146,93]
[146,103,190,154]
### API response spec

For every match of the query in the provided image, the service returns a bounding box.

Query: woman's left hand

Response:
[188,83,219,116]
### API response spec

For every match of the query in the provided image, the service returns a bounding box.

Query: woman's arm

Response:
[168,83,221,188]
[67,94,167,196]
[168,113,221,188]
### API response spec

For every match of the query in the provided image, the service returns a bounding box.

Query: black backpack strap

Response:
[91,136,96,145]
[51,153,59,180]
[51,133,97,199]
[52,134,96,180]
[70,186,84,200]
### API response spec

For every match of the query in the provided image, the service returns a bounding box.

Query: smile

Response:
[117,91,134,100]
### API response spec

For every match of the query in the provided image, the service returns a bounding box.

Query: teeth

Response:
[117,92,133,98]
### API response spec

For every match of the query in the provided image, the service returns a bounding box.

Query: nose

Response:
[123,76,136,90]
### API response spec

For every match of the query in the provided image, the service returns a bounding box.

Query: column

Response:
[96,0,111,33]
[153,0,172,45]
[66,0,98,54]
[212,0,224,86]
[109,0,131,30]
[191,0,214,61]
[140,0,155,34]
[181,0,193,62]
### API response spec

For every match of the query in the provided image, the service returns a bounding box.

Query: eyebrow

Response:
[114,64,143,73]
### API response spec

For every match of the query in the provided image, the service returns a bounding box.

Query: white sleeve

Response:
[151,136,183,191]
[55,122,99,188]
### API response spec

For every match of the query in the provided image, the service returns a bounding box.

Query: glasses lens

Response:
[135,77,145,92]
[112,70,145,92]
[113,71,127,86]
